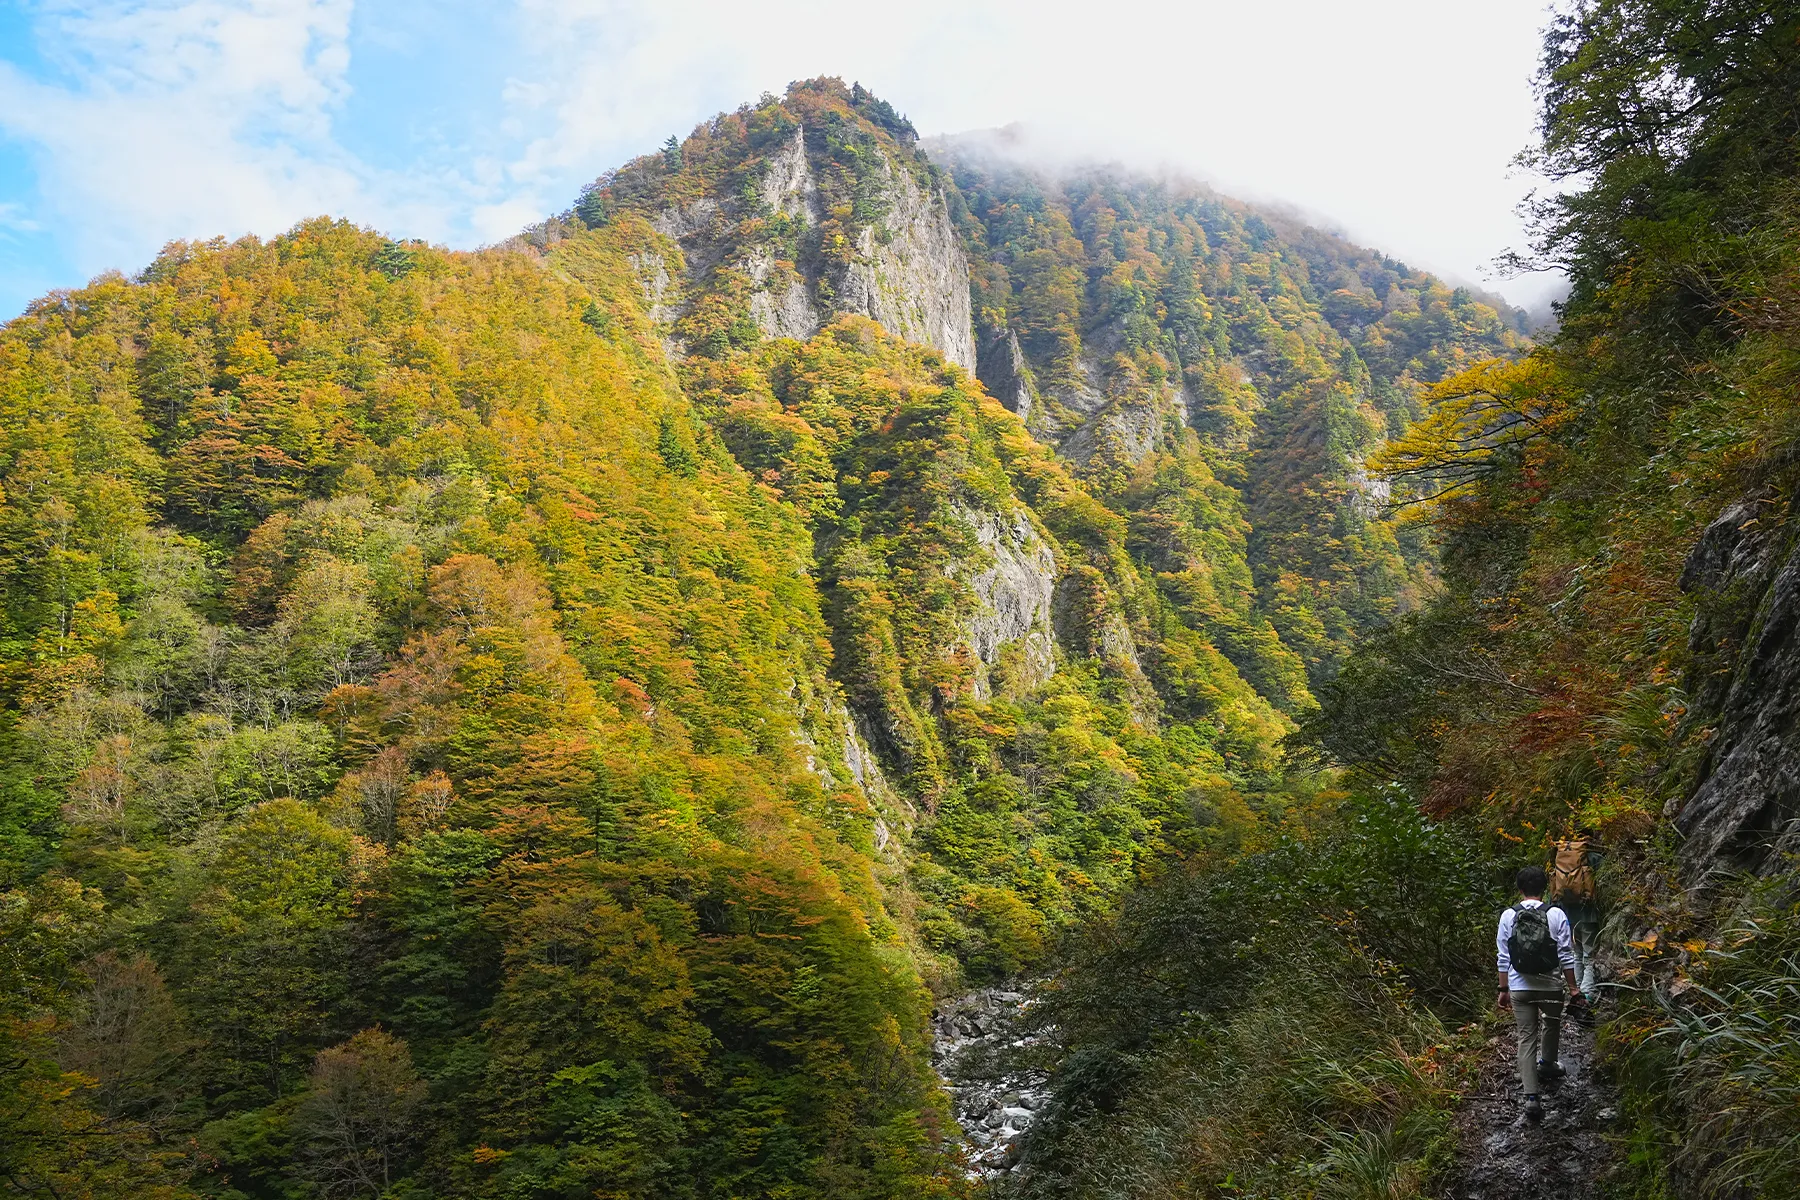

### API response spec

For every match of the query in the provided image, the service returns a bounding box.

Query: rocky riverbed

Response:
[931,986,1051,1179]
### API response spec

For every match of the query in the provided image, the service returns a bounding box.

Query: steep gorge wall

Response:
[625,115,976,373]
[1676,495,1800,873]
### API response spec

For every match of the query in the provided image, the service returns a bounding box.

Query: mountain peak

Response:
[542,77,976,371]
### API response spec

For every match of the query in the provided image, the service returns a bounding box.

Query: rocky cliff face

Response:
[1021,321,1192,474]
[835,153,977,373]
[742,127,826,340]
[973,324,1186,472]
[743,125,975,370]
[1057,379,1186,469]
[601,108,976,373]
[953,504,1058,699]
[1675,496,1800,874]
[978,328,1037,424]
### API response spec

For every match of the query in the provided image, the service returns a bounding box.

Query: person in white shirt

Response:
[1496,865,1585,1123]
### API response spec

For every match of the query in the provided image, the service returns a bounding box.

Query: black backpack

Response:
[1507,904,1560,976]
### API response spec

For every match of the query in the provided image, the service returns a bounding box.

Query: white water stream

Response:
[930,986,1051,1179]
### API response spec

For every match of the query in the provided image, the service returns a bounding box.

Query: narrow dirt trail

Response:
[1439,1009,1618,1200]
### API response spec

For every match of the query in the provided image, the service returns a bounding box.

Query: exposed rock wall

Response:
[954,504,1058,698]
[760,125,822,223]
[746,127,826,341]
[836,155,977,374]
[744,246,819,341]
[978,329,1037,424]
[626,250,677,326]
[645,124,977,373]
[986,329,1188,473]
[1675,496,1800,874]
[650,197,723,243]
[1059,391,1167,467]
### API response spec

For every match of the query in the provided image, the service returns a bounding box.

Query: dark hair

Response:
[1515,865,1548,896]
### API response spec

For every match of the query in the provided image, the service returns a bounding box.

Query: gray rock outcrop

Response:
[1060,392,1166,466]
[1675,496,1800,873]
[626,250,677,326]
[644,124,977,372]
[981,328,1189,472]
[744,246,819,341]
[953,504,1058,698]
[835,154,977,373]
[759,124,823,223]
[978,329,1037,423]
[649,197,723,243]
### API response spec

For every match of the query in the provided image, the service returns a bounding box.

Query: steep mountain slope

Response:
[542,149,1293,989]
[0,223,953,1199]
[937,139,1530,686]
[537,78,1533,972]
[0,77,1539,1200]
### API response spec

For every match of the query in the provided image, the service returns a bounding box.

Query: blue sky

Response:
[0,0,1565,320]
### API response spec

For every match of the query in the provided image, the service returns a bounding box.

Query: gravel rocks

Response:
[930,986,1050,1180]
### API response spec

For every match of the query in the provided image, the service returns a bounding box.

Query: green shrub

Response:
[1009,791,1492,1199]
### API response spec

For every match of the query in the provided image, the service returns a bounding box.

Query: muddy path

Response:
[1438,1007,1618,1200]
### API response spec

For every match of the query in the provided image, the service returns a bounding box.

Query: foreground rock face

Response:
[1676,496,1800,873]
[931,987,1050,1179]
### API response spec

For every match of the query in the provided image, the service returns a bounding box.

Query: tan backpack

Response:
[1550,838,1597,904]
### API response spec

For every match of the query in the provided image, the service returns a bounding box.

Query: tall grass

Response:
[1004,791,1493,1200]
[1651,914,1800,1198]
[1313,1124,1417,1200]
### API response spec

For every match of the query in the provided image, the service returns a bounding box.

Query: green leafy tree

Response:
[171,800,354,1109]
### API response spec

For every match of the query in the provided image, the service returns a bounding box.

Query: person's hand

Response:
[1497,990,1512,1012]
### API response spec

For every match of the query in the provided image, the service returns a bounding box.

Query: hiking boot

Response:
[1538,1060,1567,1083]
[1524,1095,1544,1123]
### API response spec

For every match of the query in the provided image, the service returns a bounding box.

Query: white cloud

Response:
[0,202,44,234]
[499,0,1565,304]
[0,0,1566,308]
[0,0,508,287]
[0,2,363,269]
[468,196,545,244]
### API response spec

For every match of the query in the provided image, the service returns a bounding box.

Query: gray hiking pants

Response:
[1572,920,1599,995]
[1511,990,1564,1094]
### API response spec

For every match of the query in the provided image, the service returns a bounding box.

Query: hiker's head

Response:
[1515,865,1547,898]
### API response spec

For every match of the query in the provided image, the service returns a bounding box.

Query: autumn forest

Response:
[6,4,1800,1198]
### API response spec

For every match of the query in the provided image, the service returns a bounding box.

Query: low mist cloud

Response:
[0,0,1568,316]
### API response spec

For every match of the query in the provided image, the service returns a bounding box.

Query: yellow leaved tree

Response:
[1371,354,1572,505]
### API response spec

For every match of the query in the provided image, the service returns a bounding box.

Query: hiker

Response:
[1550,834,1603,999]
[1496,865,1585,1123]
